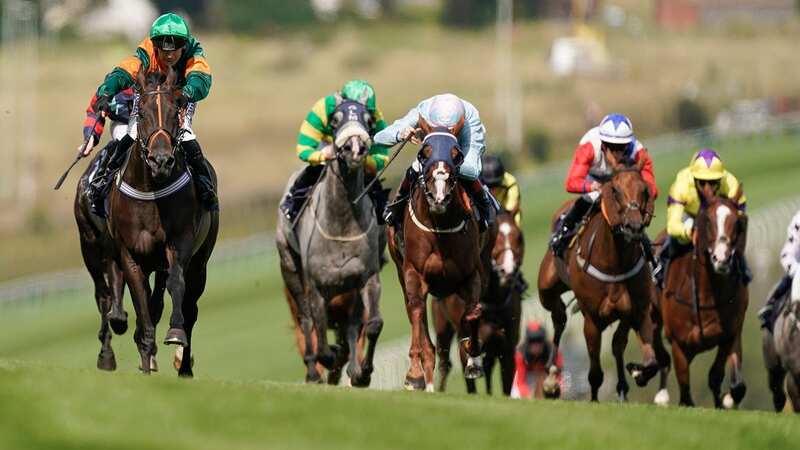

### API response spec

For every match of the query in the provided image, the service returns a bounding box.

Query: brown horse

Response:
[74,152,133,371]
[538,153,660,401]
[433,210,523,395]
[654,189,748,408]
[387,124,494,392]
[108,69,218,376]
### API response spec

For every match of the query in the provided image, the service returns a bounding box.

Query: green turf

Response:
[0,360,797,450]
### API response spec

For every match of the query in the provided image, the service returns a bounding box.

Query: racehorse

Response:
[387,122,494,392]
[108,68,218,376]
[74,154,133,371]
[537,152,660,401]
[764,275,800,412]
[276,100,384,386]
[433,210,522,395]
[654,188,748,408]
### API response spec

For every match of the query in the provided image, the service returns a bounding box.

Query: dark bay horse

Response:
[108,69,218,377]
[764,275,800,412]
[538,153,660,401]
[74,154,132,370]
[387,123,494,392]
[277,100,384,386]
[434,210,523,395]
[655,189,748,408]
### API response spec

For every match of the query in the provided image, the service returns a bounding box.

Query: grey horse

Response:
[276,100,385,386]
[763,274,800,412]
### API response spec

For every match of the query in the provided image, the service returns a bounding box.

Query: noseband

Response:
[606,166,647,235]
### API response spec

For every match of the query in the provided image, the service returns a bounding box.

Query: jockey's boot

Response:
[88,134,133,218]
[462,179,497,232]
[738,254,753,286]
[182,139,218,212]
[550,196,592,257]
[280,164,324,222]
[383,166,417,227]
[366,175,390,226]
[758,274,792,330]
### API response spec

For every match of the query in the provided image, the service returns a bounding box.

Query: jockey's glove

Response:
[175,93,190,109]
[93,94,112,114]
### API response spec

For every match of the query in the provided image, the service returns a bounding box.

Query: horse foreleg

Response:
[92,274,115,371]
[538,252,568,366]
[787,373,800,413]
[164,246,192,347]
[403,270,430,391]
[500,341,516,397]
[709,340,734,409]
[352,274,382,387]
[107,260,128,335]
[672,341,695,407]
[176,265,205,378]
[483,350,496,395]
[345,294,365,385]
[651,308,672,406]
[612,322,631,401]
[626,301,659,387]
[725,335,747,408]
[583,316,604,402]
[432,300,454,393]
[459,277,484,381]
[307,288,335,370]
[120,251,155,374]
[763,331,787,412]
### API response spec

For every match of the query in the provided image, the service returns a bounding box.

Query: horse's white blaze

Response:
[654,389,670,406]
[713,204,733,264]
[433,162,449,202]
[498,223,515,276]
[351,137,361,160]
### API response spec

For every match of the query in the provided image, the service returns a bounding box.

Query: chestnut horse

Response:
[654,189,748,408]
[387,124,493,392]
[538,153,660,401]
[108,69,218,376]
[434,210,523,395]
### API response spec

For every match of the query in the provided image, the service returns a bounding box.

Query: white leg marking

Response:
[654,389,670,406]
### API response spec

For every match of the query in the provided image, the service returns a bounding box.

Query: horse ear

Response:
[418,115,432,136]
[135,68,147,90]
[450,116,465,136]
[605,147,620,168]
[165,66,177,89]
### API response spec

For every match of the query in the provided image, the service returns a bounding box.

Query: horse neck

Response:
[588,214,642,269]
[315,159,370,227]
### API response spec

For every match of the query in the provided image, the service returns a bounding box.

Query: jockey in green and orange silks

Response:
[86,13,216,217]
[280,80,391,223]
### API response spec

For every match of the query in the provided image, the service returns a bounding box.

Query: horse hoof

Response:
[306,373,323,384]
[654,389,670,407]
[626,362,659,387]
[404,376,426,391]
[138,355,158,372]
[108,312,128,335]
[173,347,194,371]
[317,350,336,370]
[425,383,435,393]
[730,382,747,404]
[543,374,561,399]
[722,393,735,410]
[464,356,484,380]
[350,366,373,388]
[97,353,117,371]
[164,328,188,347]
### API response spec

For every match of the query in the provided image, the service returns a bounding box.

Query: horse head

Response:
[600,151,653,242]
[417,120,464,215]
[134,68,182,181]
[330,100,373,172]
[696,187,745,275]
[492,213,524,288]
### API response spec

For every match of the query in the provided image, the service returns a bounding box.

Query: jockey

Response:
[511,321,564,400]
[80,87,135,187]
[550,114,658,260]
[658,149,749,285]
[279,80,390,223]
[375,93,497,231]
[758,210,800,329]
[86,12,216,217]
[481,154,521,226]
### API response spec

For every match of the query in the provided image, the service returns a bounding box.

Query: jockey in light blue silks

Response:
[375,93,497,230]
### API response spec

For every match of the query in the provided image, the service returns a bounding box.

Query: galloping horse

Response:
[387,122,494,392]
[75,156,131,371]
[654,189,748,407]
[764,275,800,412]
[434,210,523,395]
[277,100,384,386]
[538,152,660,401]
[108,68,218,376]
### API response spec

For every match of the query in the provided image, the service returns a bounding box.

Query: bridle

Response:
[605,166,650,237]
[418,132,463,205]
[136,87,185,160]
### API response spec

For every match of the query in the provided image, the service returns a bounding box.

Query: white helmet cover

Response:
[428,94,466,128]
[597,113,634,144]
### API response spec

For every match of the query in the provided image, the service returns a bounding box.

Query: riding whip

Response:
[54,113,105,190]
[352,137,412,205]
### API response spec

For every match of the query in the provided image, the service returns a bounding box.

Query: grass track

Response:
[0,360,797,450]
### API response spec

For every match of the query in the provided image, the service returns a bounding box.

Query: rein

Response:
[136,88,186,160]
[408,203,466,234]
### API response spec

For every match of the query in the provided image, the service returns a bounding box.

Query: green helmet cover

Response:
[341,80,376,111]
[150,13,190,41]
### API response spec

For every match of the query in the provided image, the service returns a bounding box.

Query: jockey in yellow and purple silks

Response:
[279,80,391,223]
[481,154,521,226]
[85,12,216,217]
[657,148,750,284]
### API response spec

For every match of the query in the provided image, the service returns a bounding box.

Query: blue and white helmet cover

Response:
[598,113,634,145]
